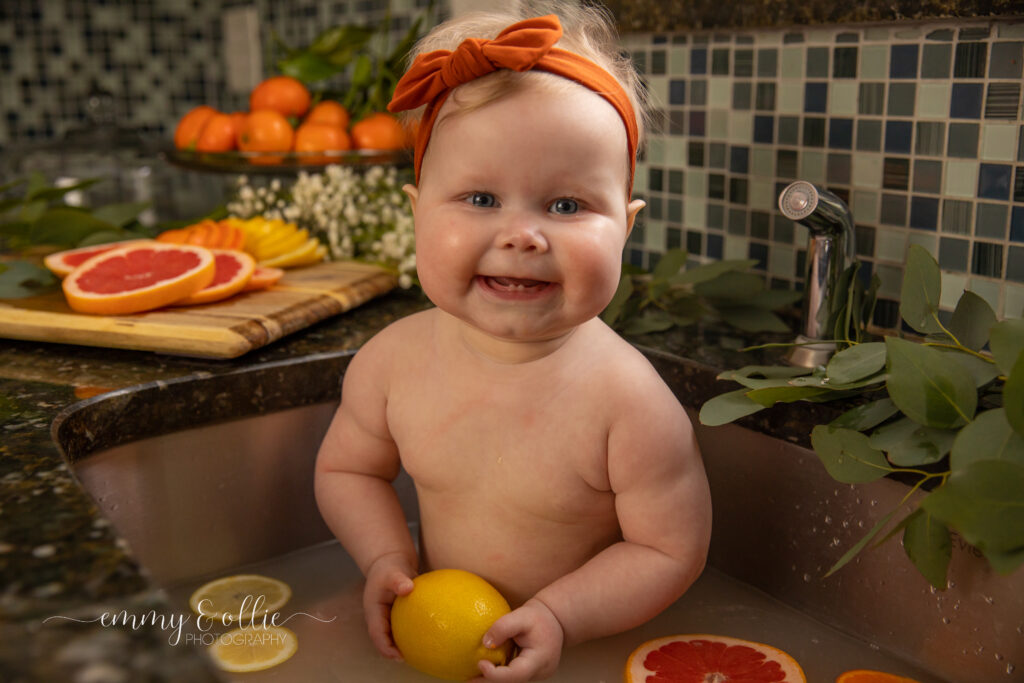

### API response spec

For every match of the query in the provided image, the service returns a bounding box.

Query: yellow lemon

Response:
[188,574,291,622]
[390,569,512,681]
[260,238,324,268]
[208,625,298,673]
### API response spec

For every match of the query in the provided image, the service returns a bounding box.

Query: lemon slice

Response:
[260,238,323,268]
[188,574,292,621]
[208,625,298,673]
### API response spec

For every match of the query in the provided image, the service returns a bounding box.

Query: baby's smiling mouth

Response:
[478,275,554,294]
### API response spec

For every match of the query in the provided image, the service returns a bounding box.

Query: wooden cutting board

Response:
[0,261,397,358]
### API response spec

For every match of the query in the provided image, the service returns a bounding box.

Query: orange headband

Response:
[387,14,639,195]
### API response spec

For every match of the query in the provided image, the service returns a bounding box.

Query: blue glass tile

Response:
[977,203,1008,239]
[730,146,750,173]
[1011,206,1024,243]
[735,49,754,77]
[939,237,970,271]
[884,120,913,154]
[669,170,684,195]
[977,163,1012,200]
[971,241,1004,277]
[953,42,987,78]
[829,118,854,149]
[1008,246,1024,283]
[910,196,940,230]
[803,117,826,147]
[833,47,857,78]
[690,80,707,106]
[922,43,952,78]
[950,83,984,118]
[712,48,730,75]
[754,115,774,143]
[807,47,829,77]
[990,41,1024,78]
[757,48,778,77]
[689,111,706,137]
[649,168,664,192]
[691,48,707,74]
[669,110,686,135]
[749,242,768,270]
[707,233,723,259]
[667,227,683,250]
[669,79,686,105]
[778,117,800,145]
[707,203,724,229]
[804,82,828,112]
[733,82,752,109]
[890,44,919,78]
[755,82,776,110]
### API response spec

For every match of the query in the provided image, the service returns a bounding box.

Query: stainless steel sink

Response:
[54,354,1018,682]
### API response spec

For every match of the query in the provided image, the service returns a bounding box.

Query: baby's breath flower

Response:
[227,165,418,287]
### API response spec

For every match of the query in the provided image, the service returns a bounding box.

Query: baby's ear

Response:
[402,184,419,211]
[625,199,646,239]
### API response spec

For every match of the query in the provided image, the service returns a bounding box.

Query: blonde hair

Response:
[400,1,650,151]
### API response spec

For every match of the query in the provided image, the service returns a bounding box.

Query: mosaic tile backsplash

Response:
[624,18,1024,324]
[1,3,1022,322]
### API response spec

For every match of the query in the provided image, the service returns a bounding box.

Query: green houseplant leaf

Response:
[0,261,57,298]
[989,319,1024,376]
[885,337,977,429]
[950,408,1024,471]
[830,398,900,431]
[902,508,951,590]
[811,425,894,483]
[825,342,887,384]
[868,416,956,466]
[698,389,765,426]
[899,244,943,335]
[948,290,997,351]
[1004,351,1024,437]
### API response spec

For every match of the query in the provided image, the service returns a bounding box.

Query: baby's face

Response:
[408,79,642,345]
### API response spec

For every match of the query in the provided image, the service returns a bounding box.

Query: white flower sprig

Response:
[227,166,417,289]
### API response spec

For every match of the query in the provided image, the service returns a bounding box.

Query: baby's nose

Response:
[496,218,549,253]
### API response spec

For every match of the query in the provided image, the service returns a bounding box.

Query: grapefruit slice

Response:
[173,249,255,305]
[62,243,215,315]
[836,670,921,683]
[44,239,151,278]
[242,266,284,292]
[624,634,806,683]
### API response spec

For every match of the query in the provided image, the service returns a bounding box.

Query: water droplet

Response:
[824,515,832,524]
[830,537,841,547]
[976,645,986,655]
[995,653,1004,661]
[1007,663,1015,675]
[948,581,956,589]
[858,520,865,528]
[842,520,850,529]
[930,586,937,595]
[869,643,880,651]
[953,601,961,611]
[942,617,951,624]
[984,595,995,605]
[802,573,811,583]
[870,499,878,507]
[810,638,819,645]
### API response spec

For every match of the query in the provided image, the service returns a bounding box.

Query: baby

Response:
[314,5,712,681]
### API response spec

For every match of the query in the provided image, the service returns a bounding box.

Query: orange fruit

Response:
[836,670,922,683]
[305,100,349,129]
[350,112,407,150]
[174,105,217,150]
[155,228,190,244]
[173,249,255,306]
[62,243,215,315]
[242,266,285,291]
[238,110,295,164]
[624,634,806,683]
[229,111,248,147]
[195,112,237,153]
[44,240,151,279]
[294,122,352,164]
[249,76,311,118]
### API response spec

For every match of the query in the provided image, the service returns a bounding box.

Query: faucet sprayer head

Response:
[778,181,856,261]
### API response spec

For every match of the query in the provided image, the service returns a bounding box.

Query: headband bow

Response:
[388,15,638,195]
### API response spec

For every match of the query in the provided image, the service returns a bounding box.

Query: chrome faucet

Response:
[777,181,856,367]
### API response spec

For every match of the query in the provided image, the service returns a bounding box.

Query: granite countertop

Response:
[0,288,828,682]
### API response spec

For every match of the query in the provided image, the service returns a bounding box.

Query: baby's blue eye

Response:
[550,198,579,215]
[469,192,496,208]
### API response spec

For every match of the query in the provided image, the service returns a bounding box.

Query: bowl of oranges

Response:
[167,75,413,173]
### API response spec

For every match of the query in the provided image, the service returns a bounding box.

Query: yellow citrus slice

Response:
[390,569,512,681]
[188,574,291,622]
[259,238,324,268]
[62,242,215,315]
[836,670,922,683]
[172,249,255,306]
[256,227,306,260]
[624,634,806,683]
[208,625,298,673]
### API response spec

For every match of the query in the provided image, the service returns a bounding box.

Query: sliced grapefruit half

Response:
[62,243,215,315]
[242,266,284,292]
[44,239,152,278]
[624,634,807,683]
[174,249,256,305]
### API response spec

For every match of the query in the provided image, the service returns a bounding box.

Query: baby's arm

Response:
[314,334,417,659]
[480,366,712,682]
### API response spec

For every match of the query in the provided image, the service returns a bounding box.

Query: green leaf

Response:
[622,309,675,336]
[826,342,887,384]
[716,305,790,333]
[1005,350,1024,437]
[868,416,955,466]
[722,365,813,380]
[19,199,47,223]
[746,385,829,407]
[698,389,765,426]
[90,201,149,228]
[0,261,58,298]
[695,271,764,301]
[899,244,943,335]
[746,288,802,310]
[921,459,1024,554]
[671,258,758,286]
[811,425,895,483]
[885,337,977,429]
[651,249,688,282]
[279,52,343,83]
[601,273,633,327]
[830,398,899,431]
[936,348,1000,388]
[902,508,951,590]
[981,546,1024,575]
[825,508,898,576]
[26,177,102,202]
[787,373,886,390]
[29,207,118,246]
[950,408,1024,472]
[989,319,1024,376]
[949,290,997,351]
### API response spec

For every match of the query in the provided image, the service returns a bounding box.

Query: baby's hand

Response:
[362,552,416,660]
[473,598,564,682]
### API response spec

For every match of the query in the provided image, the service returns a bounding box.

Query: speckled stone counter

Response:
[0,288,825,682]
